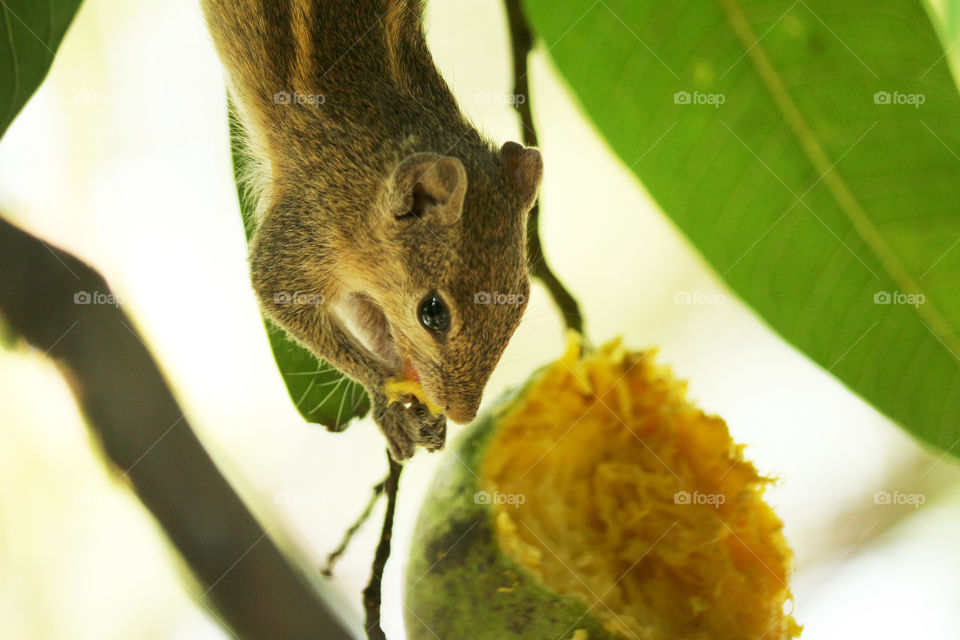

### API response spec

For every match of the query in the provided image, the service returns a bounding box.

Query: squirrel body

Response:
[201,0,542,459]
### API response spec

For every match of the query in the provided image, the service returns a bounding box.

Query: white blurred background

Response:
[1,0,959,638]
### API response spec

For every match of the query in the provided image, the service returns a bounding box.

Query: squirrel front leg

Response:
[273,306,425,459]
[251,213,445,460]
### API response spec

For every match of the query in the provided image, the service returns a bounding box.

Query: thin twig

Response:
[322,474,389,576]
[503,0,584,336]
[362,452,403,640]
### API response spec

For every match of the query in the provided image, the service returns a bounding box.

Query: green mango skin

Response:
[404,387,618,640]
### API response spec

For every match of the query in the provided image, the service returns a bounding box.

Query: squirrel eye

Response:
[418,293,450,335]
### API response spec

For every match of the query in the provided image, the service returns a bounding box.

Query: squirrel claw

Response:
[405,398,446,451]
[374,394,447,460]
[415,414,446,452]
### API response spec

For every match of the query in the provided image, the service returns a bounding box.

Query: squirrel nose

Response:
[445,404,478,424]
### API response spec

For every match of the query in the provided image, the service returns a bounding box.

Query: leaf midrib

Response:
[717,0,960,365]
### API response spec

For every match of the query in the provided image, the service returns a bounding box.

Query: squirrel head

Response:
[351,141,542,423]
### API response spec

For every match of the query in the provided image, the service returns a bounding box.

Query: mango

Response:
[405,334,801,640]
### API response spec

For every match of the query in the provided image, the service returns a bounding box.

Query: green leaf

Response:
[0,0,83,138]
[948,1,960,42]
[524,0,960,455]
[228,104,369,429]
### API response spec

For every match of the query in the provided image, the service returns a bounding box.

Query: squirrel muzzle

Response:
[440,389,483,424]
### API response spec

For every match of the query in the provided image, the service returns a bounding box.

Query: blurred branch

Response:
[794,454,958,569]
[503,0,584,336]
[0,215,358,640]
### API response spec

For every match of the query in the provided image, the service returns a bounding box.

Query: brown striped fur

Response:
[201,0,542,459]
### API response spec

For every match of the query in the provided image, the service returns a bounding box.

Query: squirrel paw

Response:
[374,395,447,461]
[411,403,446,452]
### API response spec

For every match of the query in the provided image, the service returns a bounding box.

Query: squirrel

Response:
[201,0,543,460]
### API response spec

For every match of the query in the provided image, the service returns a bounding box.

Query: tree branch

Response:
[362,452,403,640]
[503,0,584,336]
[0,215,359,640]
[323,474,388,577]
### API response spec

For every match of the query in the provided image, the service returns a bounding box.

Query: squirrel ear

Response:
[390,153,467,225]
[500,141,543,210]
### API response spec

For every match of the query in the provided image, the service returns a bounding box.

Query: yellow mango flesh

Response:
[384,377,444,416]
[481,334,801,639]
